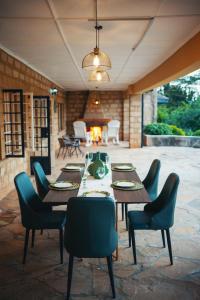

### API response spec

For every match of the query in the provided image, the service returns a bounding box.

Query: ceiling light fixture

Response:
[82,0,111,71]
[88,68,110,82]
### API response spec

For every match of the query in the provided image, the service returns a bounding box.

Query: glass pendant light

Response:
[82,0,111,71]
[88,68,110,82]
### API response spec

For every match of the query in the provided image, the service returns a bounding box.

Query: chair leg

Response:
[66,255,74,300]
[121,203,124,221]
[106,255,116,299]
[23,229,30,264]
[63,147,68,159]
[166,229,173,265]
[128,227,131,247]
[161,230,166,248]
[125,204,128,230]
[31,229,35,248]
[75,147,78,157]
[131,229,137,264]
[57,147,61,158]
[59,229,63,264]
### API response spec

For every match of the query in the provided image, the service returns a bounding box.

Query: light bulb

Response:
[93,55,100,67]
[96,71,102,81]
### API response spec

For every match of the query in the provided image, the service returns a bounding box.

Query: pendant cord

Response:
[95,0,98,48]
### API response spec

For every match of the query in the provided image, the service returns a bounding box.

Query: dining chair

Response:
[86,152,108,162]
[32,161,50,200]
[58,137,71,159]
[14,172,66,264]
[128,173,179,265]
[64,197,118,299]
[123,159,161,228]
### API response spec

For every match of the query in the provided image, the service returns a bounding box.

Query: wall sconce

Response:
[49,87,58,113]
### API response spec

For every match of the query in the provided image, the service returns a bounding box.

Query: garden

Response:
[144,70,200,137]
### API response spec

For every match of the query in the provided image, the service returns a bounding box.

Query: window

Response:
[58,103,64,131]
[3,89,25,157]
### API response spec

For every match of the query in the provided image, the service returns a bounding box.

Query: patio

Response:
[0,145,200,300]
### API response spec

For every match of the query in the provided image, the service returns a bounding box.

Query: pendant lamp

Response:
[82,0,111,71]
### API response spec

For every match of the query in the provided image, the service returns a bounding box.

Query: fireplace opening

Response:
[90,126,102,143]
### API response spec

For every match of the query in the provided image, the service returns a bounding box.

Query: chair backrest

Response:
[14,172,40,227]
[142,159,161,201]
[86,152,108,162]
[64,197,118,258]
[107,120,120,138]
[32,161,49,199]
[73,121,87,139]
[144,173,180,229]
[58,137,65,147]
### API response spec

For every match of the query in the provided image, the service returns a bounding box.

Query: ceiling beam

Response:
[128,31,200,94]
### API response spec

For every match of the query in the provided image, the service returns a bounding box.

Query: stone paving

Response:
[0,144,200,300]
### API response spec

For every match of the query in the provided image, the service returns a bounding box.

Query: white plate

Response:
[115,181,135,188]
[53,182,73,188]
[64,165,81,170]
[83,191,110,197]
[115,165,132,170]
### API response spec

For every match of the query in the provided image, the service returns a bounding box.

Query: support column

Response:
[123,92,130,141]
[129,94,142,148]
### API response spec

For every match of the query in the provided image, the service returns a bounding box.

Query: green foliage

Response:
[157,85,200,133]
[157,106,169,123]
[169,125,185,136]
[162,83,196,107]
[193,129,200,136]
[144,123,172,135]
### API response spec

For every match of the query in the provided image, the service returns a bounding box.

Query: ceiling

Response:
[0,0,200,91]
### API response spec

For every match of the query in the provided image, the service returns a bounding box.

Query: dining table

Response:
[43,162,151,260]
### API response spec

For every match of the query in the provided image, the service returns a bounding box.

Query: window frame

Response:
[3,89,25,158]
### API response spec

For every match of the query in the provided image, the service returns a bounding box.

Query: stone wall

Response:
[144,135,200,148]
[66,91,124,139]
[0,48,67,191]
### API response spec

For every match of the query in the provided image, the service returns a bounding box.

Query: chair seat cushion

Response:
[28,211,66,230]
[128,211,152,230]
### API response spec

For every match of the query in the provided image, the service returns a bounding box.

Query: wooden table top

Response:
[43,163,151,205]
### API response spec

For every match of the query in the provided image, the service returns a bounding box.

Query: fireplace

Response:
[90,126,102,143]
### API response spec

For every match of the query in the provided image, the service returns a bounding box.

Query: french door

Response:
[30,96,51,174]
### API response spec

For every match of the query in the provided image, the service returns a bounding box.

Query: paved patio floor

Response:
[0,144,200,299]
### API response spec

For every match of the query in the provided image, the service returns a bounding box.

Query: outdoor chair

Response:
[123,159,161,229]
[128,173,179,265]
[14,172,66,264]
[102,120,120,145]
[73,121,92,146]
[57,137,71,159]
[64,197,118,299]
[68,137,84,157]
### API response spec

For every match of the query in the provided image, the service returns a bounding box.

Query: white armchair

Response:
[73,121,92,147]
[102,120,120,145]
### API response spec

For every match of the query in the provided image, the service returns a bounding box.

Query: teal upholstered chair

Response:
[64,197,118,299]
[128,173,179,265]
[14,172,66,264]
[86,152,108,162]
[124,159,161,228]
[32,161,49,200]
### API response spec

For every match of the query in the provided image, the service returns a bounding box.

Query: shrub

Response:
[193,129,200,136]
[144,123,172,135]
[169,125,185,136]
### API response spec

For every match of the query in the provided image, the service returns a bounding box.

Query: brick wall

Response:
[66,91,124,139]
[0,48,66,191]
